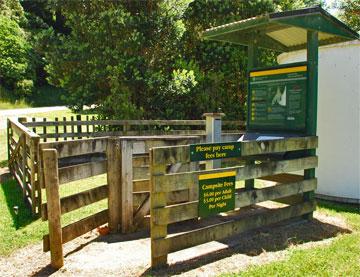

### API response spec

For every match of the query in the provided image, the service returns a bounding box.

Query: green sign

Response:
[190,142,241,162]
[248,63,307,132]
[198,171,236,217]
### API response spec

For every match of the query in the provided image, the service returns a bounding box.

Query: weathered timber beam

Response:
[153,178,317,225]
[152,201,315,258]
[152,136,318,165]
[40,137,108,158]
[42,184,108,220]
[25,119,207,127]
[58,160,107,185]
[43,209,108,252]
[153,156,318,193]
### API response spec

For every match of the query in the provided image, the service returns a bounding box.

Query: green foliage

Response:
[44,0,192,118]
[339,0,360,32]
[0,15,34,97]
[13,0,320,118]
[0,0,24,22]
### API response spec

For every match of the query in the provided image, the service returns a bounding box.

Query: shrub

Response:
[0,15,34,97]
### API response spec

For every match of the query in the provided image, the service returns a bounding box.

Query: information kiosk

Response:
[202,5,359,197]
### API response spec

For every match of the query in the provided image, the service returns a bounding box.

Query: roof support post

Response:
[245,40,259,190]
[304,30,318,220]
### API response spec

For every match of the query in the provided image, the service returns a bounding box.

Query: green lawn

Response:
[0,99,30,110]
[1,107,359,274]
[0,109,95,166]
[228,201,360,277]
[0,85,66,109]
[0,175,107,256]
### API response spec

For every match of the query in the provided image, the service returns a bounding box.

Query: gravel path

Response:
[0,211,351,277]
[0,106,69,129]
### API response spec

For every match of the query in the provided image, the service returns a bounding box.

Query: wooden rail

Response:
[41,135,201,268]
[22,116,244,142]
[7,118,41,215]
[7,115,244,217]
[150,136,318,268]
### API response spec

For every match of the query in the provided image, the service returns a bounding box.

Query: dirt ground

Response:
[0,209,351,277]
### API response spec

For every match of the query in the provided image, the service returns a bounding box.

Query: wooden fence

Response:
[7,115,244,216]
[7,118,41,214]
[41,135,200,268]
[149,136,318,268]
[22,116,244,141]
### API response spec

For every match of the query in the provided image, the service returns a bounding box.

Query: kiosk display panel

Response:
[248,63,307,132]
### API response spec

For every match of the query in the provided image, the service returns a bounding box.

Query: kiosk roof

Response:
[202,6,359,52]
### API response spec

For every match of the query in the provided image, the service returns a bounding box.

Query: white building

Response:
[278,40,360,204]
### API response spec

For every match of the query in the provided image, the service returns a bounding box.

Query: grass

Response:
[0,99,30,110]
[0,109,95,166]
[0,175,107,256]
[1,96,359,273]
[0,85,67,109]
[227,200,360,277]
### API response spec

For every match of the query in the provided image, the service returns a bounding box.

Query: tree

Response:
[0,0,24,22]
[176,0,321,120]
[43,0,320,119]
[44,0,192,118]
[0,15,34,96]
[338,0,360,31]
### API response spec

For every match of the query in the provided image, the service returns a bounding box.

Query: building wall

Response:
[278,40,360,202]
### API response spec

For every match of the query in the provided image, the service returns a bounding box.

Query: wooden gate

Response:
[150,136,318,267]
[7,118,41,214]
[41,135,200,268]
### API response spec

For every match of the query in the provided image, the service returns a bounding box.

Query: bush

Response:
[15,79,33,96]
[0,15,34,97]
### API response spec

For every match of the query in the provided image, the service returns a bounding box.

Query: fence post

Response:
[19,117,27,199]
[30,136,40,215]
[203,112,225,169]
[107,138,122,233]
[150,148,168,268]
[42,149,64,269]
[120,140,133,233]
[107,138,134,233]
[7,119,12,169]
[76,115,82,139]
[123,123,130,135]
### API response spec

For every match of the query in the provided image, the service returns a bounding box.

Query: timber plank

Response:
[58,160,107,185]
[25,119,206,127]
[242,136,318,156]
[39,137,107,158]
[133,179,149,192]
[152,201,315,258]
[132,190,188,207]
[133,166,149,179]
[133,154,149,167]
[42,149,63,268]
[42,184,108,220]
[154,156,318,193]
[153,178,317,225]
[120,140,133,233]
[107,138,122,233]
[43,209,108,252]
[259,173,304,183]
[152,136,318,165]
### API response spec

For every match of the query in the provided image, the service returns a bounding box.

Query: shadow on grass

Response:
[0,179,36,228]
[26,202,355,277]
[317,199,360,214]
[141,212,351,276]
[0,160,8,168]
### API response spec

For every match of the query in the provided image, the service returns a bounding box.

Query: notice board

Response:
[198,171,236,218]
[248,63,307,132]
